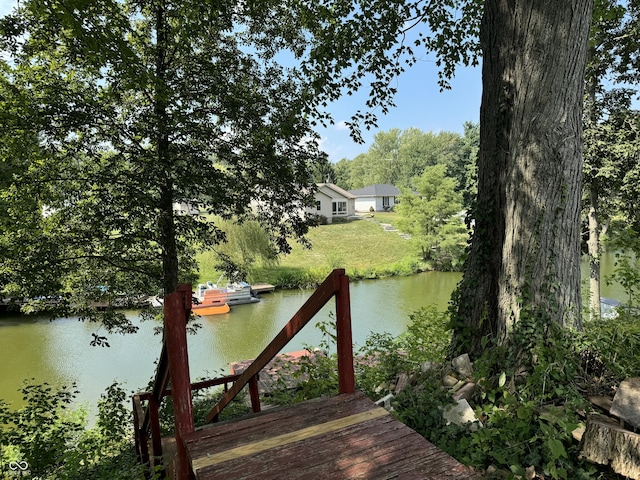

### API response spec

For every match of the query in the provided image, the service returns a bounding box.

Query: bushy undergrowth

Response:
[157,385,252,436]
[265,307,638,480]
[264,257,425,289]
[264,321,340,405]
[2,303,637,479]
[356,307,451,398]
[0,382,145,480]
[416,317,597,480]
[577,310,640,390]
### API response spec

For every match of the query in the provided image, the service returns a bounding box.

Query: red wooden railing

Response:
[132,269,354,479]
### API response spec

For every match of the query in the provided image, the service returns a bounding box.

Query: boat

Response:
[147,292,230,316]
[191,302,230,316]
[194,280,260,307]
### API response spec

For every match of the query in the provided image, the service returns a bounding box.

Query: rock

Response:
[572,425,586,442]
[375,393,394,411]
[611,377,640,429]
[590,395,614,413]
[525,466,536,480]
[452,382,476,402]
[442,399,479,429]
[451,353,473,378]
[449,380,466,393]
[375,383,392,394]
[395,373,410,394]
[421,361,436,372]
[442,374,459,387]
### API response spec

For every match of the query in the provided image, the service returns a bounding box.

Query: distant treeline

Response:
[314,123,479,208]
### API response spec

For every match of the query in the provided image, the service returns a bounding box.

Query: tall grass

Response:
[195,214,425,287]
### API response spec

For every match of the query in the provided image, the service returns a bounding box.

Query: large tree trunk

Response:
[452,0,593,357]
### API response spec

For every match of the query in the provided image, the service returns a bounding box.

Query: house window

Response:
[316,200,321,211]
[332,201,347,215]
[382,196,390,208]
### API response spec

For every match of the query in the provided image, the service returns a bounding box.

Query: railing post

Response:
[132,395,150,468]
[248,375,261,413]
[148,395,163,470]
[335,271,355,394]
[164,284,195,479]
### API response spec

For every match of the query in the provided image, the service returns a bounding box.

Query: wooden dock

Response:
[251,283,275,294]
[182,391,480,479]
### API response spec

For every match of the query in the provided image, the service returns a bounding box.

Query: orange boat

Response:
[192,302,230,316]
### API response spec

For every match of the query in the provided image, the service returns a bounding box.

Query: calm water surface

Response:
[0,253,626,415]
[0,272,460,414]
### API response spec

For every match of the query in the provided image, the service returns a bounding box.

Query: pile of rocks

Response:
[374,353,481,429]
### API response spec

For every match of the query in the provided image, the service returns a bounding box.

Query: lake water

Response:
[0,271,461,415]
[0,253,627,415]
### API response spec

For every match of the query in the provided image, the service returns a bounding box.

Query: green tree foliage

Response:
[583,0,640,318]
[332,157,352,189]
[0,0,485,325]
[310,155,337,184]
[0,382,144,480]
[452,121,479,210]
[0,0,487,329]
[0,0,328,327]
[333,126,478,192]
[205,218,279,282]
[396,164,468,270]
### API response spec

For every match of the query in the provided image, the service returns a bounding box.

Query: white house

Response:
[309,183,356,223]
[348,184,401,212]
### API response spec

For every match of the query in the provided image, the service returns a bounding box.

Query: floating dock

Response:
[251,283,275,294]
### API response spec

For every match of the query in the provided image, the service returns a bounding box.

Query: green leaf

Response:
[546,438,567,460]
[498,371,506,388]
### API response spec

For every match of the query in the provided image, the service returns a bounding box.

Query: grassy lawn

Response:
[196,212,422,286]
[281,215,412,269]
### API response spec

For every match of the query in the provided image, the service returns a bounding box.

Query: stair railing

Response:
[132,268,354,479]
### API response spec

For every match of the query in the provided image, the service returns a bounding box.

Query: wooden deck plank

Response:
[284,419,475,480]
[282,424,437,479]
[192,407,388,471]
[203,416,411,479]
[184,392,480,479]
[184,392,374,457]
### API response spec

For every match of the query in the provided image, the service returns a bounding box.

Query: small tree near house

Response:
[396,165,467,271]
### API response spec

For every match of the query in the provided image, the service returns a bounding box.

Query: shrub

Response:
[313,214,328,225]
[577,312,640,391]
[158,384,251,436]
[0,382,145,480]
[356,307,451,398]
[264,321,340,405]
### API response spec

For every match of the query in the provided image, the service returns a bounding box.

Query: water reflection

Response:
[0,272,460,413]
[0,253,626,415]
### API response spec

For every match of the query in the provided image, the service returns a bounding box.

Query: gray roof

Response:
[317,183,356,199]
[348,184,401,197]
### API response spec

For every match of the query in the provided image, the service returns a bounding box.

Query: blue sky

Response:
[0,0,482,163]
[316,61,482,163]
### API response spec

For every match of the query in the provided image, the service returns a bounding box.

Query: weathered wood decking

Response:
[182,391,480,479]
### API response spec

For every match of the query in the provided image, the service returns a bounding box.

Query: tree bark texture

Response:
[580,413,640,479]
[453,0,593,356]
